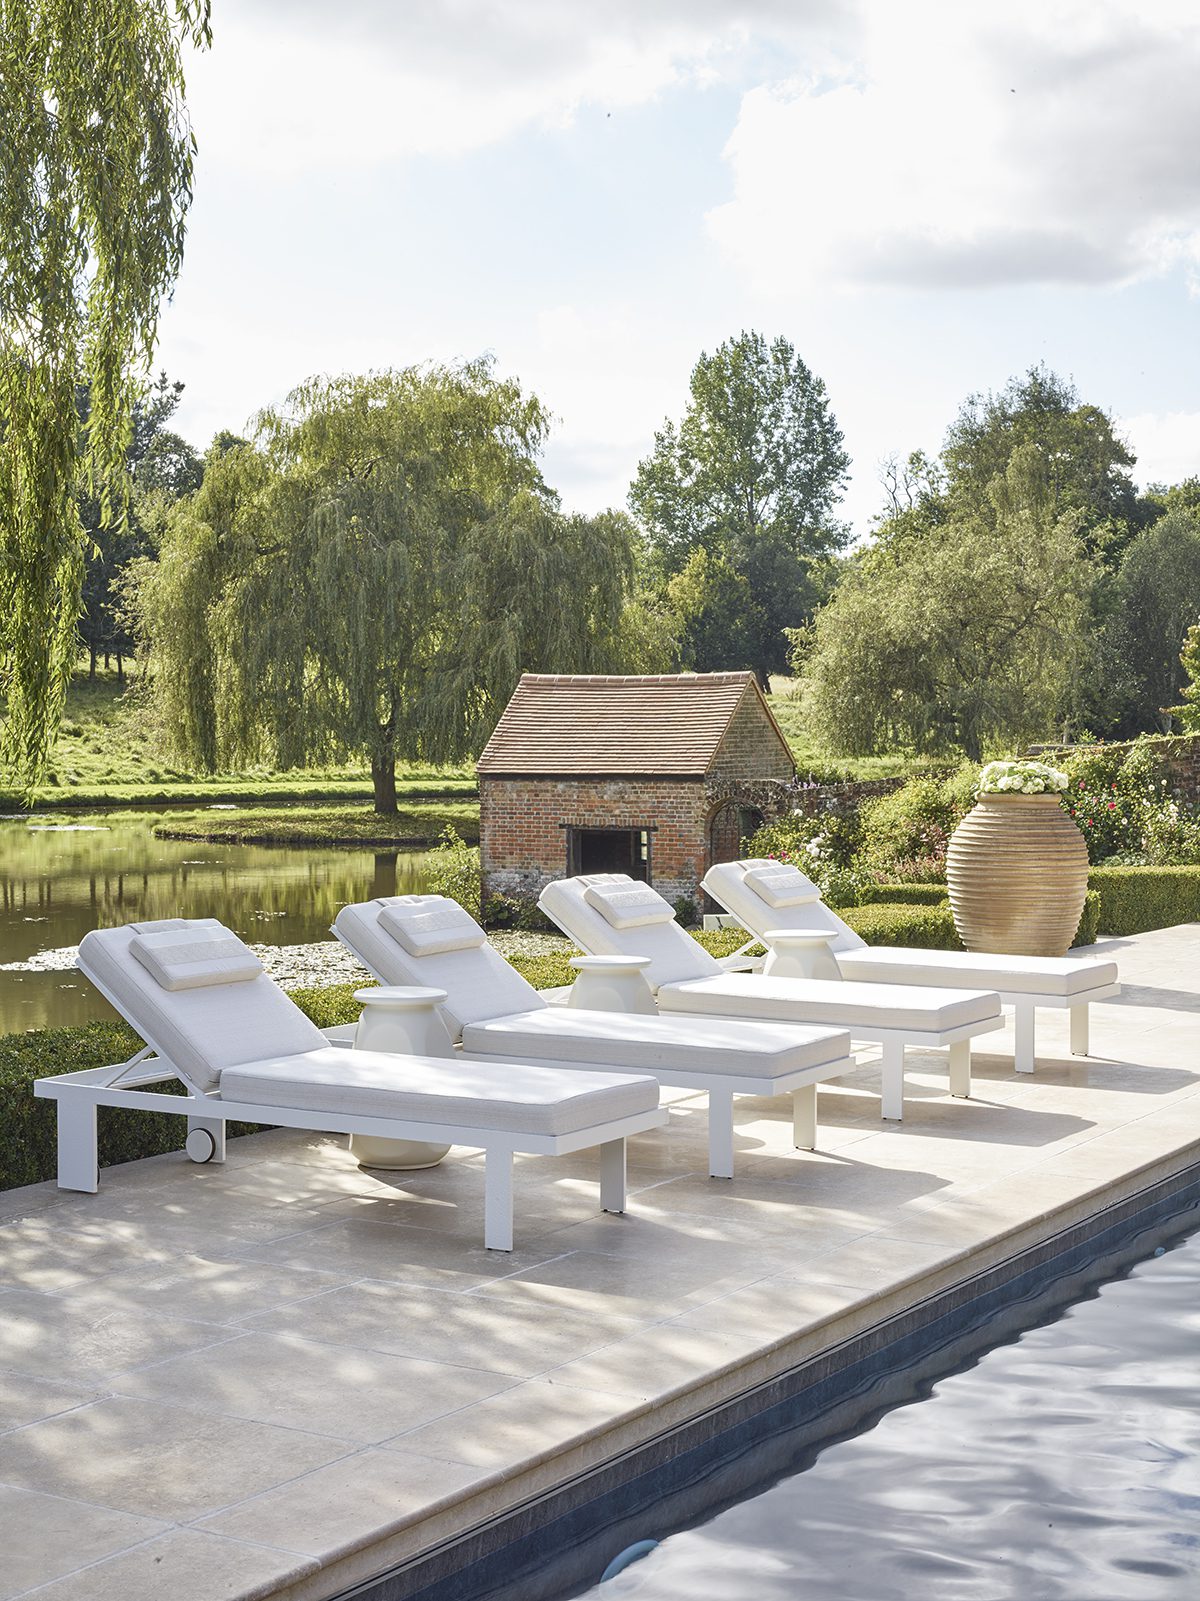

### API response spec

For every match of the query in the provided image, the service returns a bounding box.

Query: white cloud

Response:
[708,0,1200,292]
[186,1,848,177]
[1121,411,1200,490]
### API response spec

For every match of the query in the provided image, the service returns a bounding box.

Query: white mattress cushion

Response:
[333,899,545,1040]
[220,1047,659,1136]
[583,882,676,929]
[78,922,327,1095]
[835,946,1119,997]
[538,875,720,989]
[378,898,487,957]
[131,925,263,991]
[656,974,1000,1034]
[742,865,822,909]
[463,1007,851,1081]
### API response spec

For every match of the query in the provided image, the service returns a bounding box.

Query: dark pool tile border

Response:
[331,1161,1200,1601]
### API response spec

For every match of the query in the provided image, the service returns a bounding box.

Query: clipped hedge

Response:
[857,884,952,907]
[842,901,963,950]
[1089,866,1200,936]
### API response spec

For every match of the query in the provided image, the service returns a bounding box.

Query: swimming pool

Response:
[578,1220,1200,1600]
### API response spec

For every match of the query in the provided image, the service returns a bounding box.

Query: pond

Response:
[0,813,433,1036]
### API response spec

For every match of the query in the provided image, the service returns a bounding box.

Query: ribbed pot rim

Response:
[972,791,1066,803]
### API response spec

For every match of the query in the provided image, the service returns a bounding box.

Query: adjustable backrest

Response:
[702,859,866,954]
[78,919,327,1095]
[333,896,546,1042]
[537,874,721,990]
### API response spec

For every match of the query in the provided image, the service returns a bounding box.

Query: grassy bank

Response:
[765,683,956,783]
[4,669,475,810]
[153,800,481,847]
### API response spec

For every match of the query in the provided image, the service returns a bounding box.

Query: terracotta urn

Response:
[946,792,1088,957]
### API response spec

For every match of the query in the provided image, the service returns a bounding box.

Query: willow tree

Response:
[138,362,654,811]
[0,0,209,784]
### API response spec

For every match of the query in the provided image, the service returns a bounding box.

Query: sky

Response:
[156,0,1200,538]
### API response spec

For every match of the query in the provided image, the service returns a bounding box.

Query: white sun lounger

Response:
[702,859,1121,1074]
[538,876,1006,1121]
[332,896,855,1178]
[36,918,668,1251]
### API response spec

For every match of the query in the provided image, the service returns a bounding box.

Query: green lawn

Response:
[153,800,480,847]
[766,682,957,782]
[5,667,475,808]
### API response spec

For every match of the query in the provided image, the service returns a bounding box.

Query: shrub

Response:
[673,895,699,927]
[1088,866,1200,935]
[855,773,972,883]
[842,902,963,950]
[425,824,482,921]
[743,812,866,906]
[1062,739,1200,866]
[856,884,949,906]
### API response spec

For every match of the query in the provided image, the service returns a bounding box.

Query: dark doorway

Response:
[567,827,651,882]
[705,801,763,910]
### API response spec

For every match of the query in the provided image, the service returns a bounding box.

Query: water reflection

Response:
[0,815,432,1033]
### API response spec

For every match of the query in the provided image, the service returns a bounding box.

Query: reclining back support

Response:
[538,874,722,990]
[702,860,866,954]
[333,896,547,1042]
[78,919,327,1095]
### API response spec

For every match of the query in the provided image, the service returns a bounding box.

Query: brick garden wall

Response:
[1033,733,1200,802]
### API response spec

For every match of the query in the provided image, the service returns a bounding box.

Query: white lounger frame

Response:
[33,1031,665,1252]
[713,914,1119,1075]
[331,928,857,1176]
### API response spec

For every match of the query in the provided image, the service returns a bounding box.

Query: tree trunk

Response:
[116,652,124,683]
[371,755,397,815]
[89,646,97,679]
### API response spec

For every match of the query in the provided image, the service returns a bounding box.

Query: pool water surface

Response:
[582,1222,1200,1601]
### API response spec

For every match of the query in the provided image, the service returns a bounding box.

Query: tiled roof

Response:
[476,672,788,776]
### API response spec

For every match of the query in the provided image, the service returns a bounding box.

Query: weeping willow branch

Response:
[0,0,210,788]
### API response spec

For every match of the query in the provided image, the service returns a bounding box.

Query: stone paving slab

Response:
[0,926,1197,1600]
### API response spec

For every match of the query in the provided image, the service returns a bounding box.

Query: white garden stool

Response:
[567,955,657,1015]
[350,986,455,1170]
[761,929,843,982]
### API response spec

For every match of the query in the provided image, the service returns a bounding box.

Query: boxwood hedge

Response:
[1089,866,1200,936]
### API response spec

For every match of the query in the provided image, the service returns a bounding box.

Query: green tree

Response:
[0,0,210,784]
[940,364,1143,559]
[629,331,849,683]
[137,363,659,811]
[1172,624,1200,733]
[666,548,761,673]
[1103,510,1200,733]
[78,373,203,678]
[802,448,1098,760]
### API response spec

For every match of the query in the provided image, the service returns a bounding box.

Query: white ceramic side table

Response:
[567,955,656,1015]
[350,986,454,1171]
[761,929,842,982]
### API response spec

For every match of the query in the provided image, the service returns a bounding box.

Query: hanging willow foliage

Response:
[0,0,210,785]
[137,362,669,812]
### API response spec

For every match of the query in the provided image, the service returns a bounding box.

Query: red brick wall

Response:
[481,777,710,906]
[709,693,795,781]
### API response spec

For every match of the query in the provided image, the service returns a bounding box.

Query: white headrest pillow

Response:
[130,924,263,991]
[742,864,822,909]
[378,898,486,957]
[583,883,676,930]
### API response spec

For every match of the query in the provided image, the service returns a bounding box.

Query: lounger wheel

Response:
[185,1128,217,1163]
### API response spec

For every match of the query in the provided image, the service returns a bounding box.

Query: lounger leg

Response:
[186,1114,226,1164]
[57,1097,99,1192]
[1070,1003,1089,1057]
[708,1089,735,1180]
[880,1039,905,1121]
[948,1039,971,1099]
[483,1150,514,1252]
[792,1084,817,1150]
[1014,1002,1036,1074]
[600,1138,626,1214]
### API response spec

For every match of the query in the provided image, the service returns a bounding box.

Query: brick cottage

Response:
[477,672,796,909]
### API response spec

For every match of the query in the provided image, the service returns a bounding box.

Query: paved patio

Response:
[1,926,1198,1600]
